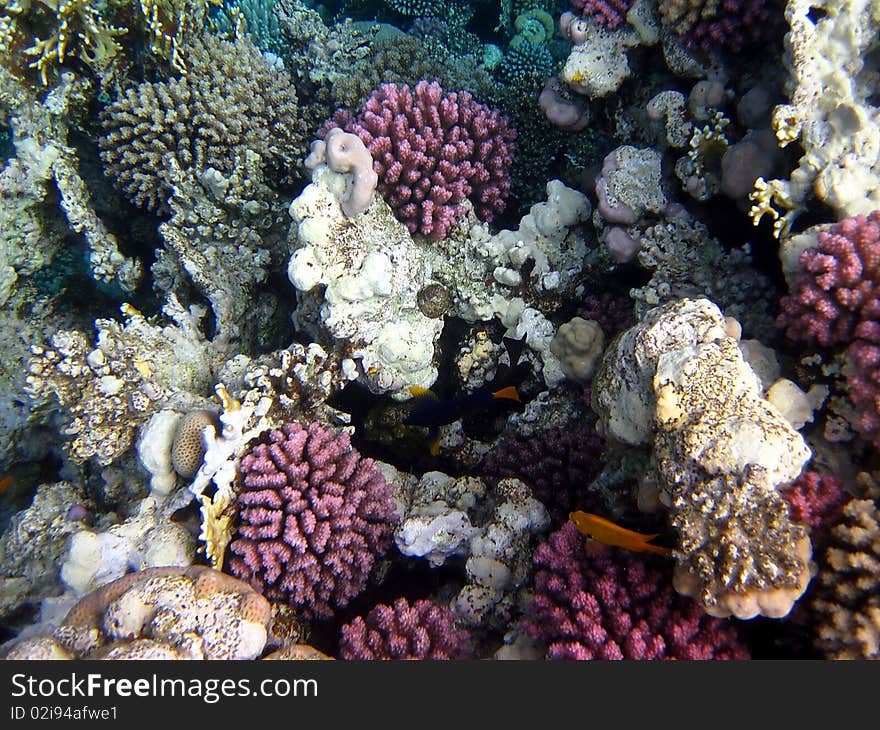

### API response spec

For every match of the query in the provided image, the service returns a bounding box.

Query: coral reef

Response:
[780,471,852,552]
[3,566,272,660]
[480,423,606,524]
[570,0,634,29]
[0,0,875,667]
[227,422,398,619]
[657,0,782,54]
[0,482,90,620]
[525,523,750,659]
[100,31,304,214]
[333,80,516,239]
[288,161,443,397]
[392,471,549,628]
[593,298,814,618]
[339,598,471,659]
[778,212,880,446]
[750,0,880,237]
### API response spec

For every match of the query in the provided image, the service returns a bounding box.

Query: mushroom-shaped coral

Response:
[227,422,398,619]
[525,523,749,660]
[338,597,472,659]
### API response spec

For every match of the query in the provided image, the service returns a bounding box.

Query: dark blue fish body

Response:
[404,389,498,428]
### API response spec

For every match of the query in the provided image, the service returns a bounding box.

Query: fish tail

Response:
[428,428,441,456]
[491,385,521,402]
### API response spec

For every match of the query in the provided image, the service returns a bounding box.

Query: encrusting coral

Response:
[592,298,814,618]
[3,566,273,660]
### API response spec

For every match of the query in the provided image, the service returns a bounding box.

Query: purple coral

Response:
[525,523,750,660]
[659,0,783,55]
[569,0,634,29]
[778,211,880,446]
[227,422,398,620]
[334,80,516,240]
[577,291,636,339]
[480,425,605,525]
[339,598,472,660]
[779,471,852,553]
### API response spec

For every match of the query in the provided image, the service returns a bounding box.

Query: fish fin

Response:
[409,386,438,400]
[0,475,11,494]
[491,385,521,402]
[503,334,527,365]
[638,542,674,557]
[428,433,442,456]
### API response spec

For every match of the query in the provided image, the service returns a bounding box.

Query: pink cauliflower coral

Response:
[779,470,852,553]
[227,422,399,620]
[570,0,634,29]
[778,211,880,445]
[659,0,783,55]
[333,80,516,239]
[339,597,472,660]
[525,523,749,660]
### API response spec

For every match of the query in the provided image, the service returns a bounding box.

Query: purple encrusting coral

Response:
[227,422,398,620]
[570,0,634,29]
[525,523,750,659]
[778,211,880,446]
[577,291,636,339]
[339,598,472,659]
[333,80,516,239]
[480,425,605,525]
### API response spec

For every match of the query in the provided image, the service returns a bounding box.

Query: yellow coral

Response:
[22,0,127,85]
[749,177,800,239]
[137,0,222,75]
[198,484,235,569]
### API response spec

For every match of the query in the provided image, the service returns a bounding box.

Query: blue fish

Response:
[404,385,521,454]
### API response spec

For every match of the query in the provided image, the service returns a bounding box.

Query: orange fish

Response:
[569,511,673,557]
[0,475,12,495]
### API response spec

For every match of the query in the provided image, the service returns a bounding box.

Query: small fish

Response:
[0,475,12,495]
[405,385,522,455]
[569,511,673,557]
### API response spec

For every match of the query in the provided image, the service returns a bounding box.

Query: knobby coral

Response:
[332,80,516,239]
[778,211,880,446]
[99,31,304,214]
[811,499,880,660]
[338,598,472,659]
[227,422,399,620]
[525,523,750,659]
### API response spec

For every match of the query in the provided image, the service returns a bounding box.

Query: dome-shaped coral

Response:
[332,80,516,239]
[778,211,880,445]
[227,422,399,620]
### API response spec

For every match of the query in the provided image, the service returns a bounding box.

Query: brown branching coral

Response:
[99,30,306,214]
[811,499,880,659]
